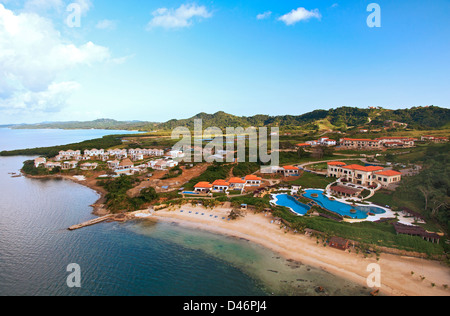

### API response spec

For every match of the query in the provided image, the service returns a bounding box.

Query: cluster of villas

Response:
[296,137,337,148]
[107,158,179,175]
[192,175,264,194]
[34,147,182,175]
[420,135,448,143]
[339,137,417,150]
[295,136,444,150]
[327,161,402,192]
[55,148,165,162]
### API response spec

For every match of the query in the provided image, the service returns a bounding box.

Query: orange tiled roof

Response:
[342,164,384,172]
[212,180,230,186]
[245,175,262,181]
[375,170,402,177]
[327,161,347,166]
[229,177,246,184]
[194,182,213,188]
[283,166,299,170]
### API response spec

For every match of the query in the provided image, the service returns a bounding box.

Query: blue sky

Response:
[0,0,449,124]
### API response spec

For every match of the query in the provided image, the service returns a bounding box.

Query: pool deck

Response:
[271,189,420,224]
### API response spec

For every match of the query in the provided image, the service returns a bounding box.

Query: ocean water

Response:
[0,129,371,296]
[0,128,140,152]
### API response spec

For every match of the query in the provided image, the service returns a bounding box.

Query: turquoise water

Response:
[272,194,311,215]
[303,190,386,219]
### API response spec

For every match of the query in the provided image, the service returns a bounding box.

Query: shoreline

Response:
[147,204,450,297]
[22,172,450,296]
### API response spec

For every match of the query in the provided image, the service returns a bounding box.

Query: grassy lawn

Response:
[289,172,335,189]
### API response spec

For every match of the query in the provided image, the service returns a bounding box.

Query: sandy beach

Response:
[149,203,450,296]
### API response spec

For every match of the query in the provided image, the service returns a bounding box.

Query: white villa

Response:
[34,157,46,168]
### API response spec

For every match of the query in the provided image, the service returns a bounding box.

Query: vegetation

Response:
[272,206,444,256]
[232,162,260,177]
[10,106,449,132]
[0,134,130,157]
[10,118,156,131]
[289,172,335,189]
[97,176,158,213]
[21,160,56,176]
[369,143,450,235]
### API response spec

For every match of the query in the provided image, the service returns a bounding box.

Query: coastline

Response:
[22,172,450,296]
[147,204,450,297]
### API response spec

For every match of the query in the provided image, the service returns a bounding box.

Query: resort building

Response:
[327,162,402,188]
[393,223,440,244]
[339,138,382,150]
[329,237,351,251]
[282,166,300,177]
[374,170,403,187]
[107,160,120,169]
[116,158,134,171]
[229,177,246,191]
[56,150,82,161]
[168,150,185,159]
[131,153,144,161]
[62,161,78,170]
[421,136,448,143]
[245,175,263,186]
[34,157,46,168]
[212,180,230,192]
[84,149,104,157]
[80,163,98,170]
[304,137,337,147]
[295,143,311,148]
[376,137,416,148]
[108,149,128,159]
[45,161,61,170]
[194,182,213,193]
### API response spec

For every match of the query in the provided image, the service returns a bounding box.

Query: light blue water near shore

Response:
[0,129,371,296]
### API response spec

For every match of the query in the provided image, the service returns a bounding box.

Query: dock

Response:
[68,214,114,231]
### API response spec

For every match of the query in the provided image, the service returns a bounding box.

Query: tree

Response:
[140,187,158,203]
[228,208,246,220]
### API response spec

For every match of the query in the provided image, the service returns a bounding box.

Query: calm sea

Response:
[0,129,369,296]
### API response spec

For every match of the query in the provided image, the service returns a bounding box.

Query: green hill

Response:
[8,106,450,131]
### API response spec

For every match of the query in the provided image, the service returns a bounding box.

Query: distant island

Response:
[5,106,450,132]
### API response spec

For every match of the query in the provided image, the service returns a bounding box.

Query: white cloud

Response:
[96,19,117,30]
[0,81,81,114]
[256,11,272,20]
[147,3,212,29]
[278,7,322,25]
[0,4,109,114]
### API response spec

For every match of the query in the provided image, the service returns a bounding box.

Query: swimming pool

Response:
[303,189,386,219]
[182,191,200,195]
[272,194,311,216]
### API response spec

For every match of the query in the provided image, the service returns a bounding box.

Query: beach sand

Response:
[149,204,450,297]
